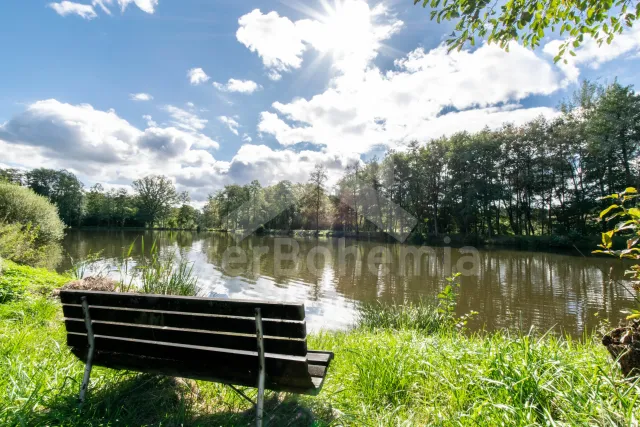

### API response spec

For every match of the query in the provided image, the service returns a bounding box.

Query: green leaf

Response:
[600,193,619,200]
[626,313,640,320]
[628,207,640,219]
[602,230,614,249]
[600,204,621,218]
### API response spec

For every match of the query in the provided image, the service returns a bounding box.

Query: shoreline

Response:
[69,226,612,253]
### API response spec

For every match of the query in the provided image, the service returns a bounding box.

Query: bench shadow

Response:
[31,373,336,426]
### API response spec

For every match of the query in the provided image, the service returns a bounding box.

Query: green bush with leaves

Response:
[0,182,65,267]
[594,187,640,319]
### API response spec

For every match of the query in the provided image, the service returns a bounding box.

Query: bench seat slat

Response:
[63,304,306,339]
[60,290,305,320]
[64,319,307,356]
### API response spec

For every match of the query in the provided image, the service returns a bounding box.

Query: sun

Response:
[317,0,374,57]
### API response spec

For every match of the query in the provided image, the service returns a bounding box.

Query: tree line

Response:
[205,81,640,239]
[0,170,200,229]
[1,80,638,239]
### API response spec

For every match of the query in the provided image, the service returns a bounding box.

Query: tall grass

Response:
[67,250,105,280]
[65,237,200,296]
[358,300,447,332]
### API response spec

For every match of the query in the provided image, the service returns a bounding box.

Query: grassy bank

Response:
[1,261,639,426]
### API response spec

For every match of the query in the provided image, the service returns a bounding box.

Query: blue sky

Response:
[1,0,640,204]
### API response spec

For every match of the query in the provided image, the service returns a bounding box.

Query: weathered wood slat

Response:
[60,290,305,320]
[307,364,327,378]
[65,319,307,356]
[307,351,333,365]
[63,305,306,339]
[67,333,309,376]
[69,348,319,392]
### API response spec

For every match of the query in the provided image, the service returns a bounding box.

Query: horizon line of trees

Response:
[1,80,638,239]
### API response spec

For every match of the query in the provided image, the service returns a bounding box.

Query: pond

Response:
[58,230,637,335]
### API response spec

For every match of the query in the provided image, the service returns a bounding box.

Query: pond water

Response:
[58,230,637,335]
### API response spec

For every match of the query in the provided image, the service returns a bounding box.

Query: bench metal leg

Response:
[255,308,265,427]
[79,296,95,405]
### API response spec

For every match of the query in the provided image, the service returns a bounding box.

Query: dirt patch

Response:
[57,276,119,293]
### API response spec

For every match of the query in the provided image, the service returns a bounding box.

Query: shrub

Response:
[0,182,65,267]
[0,182,65,244]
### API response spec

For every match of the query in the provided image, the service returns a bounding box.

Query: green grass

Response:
[0,259,70,303]
[1,261,639,426]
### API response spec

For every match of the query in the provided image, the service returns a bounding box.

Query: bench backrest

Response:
[60,290,318,392]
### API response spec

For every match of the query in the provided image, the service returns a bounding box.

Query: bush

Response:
[0,182,65,267]
[0,182,65,244]
[0,222,60,268]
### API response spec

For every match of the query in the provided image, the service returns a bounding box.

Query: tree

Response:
[0,168,23,185]
[132,175,182,228]
[177,204,199,229]
[414,0,640,60]
[25,168,84,226]
[308,164,328,234]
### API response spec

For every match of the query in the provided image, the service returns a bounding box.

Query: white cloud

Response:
[50,0,157,18]
[163,105,207,132]
[213,79,262,94]
[142,114,157,127]
[267,70,282,81]
[187,68,210,85]
[543,26,640,83]
[242,133,252,143]
[218,116,240,135]
[237,10,306,76]
[236,1,403,79]
[258,42,565,153]
[0,99,223,202]
[225,144,359,187]
[116,0,158,14]
[48,2,98,19]
[129,93,153,101]
[92,0,112,14]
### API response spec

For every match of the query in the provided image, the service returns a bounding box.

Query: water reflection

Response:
[59,230,636,335]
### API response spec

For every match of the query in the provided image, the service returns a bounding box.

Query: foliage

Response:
[0,222,62,268]
[0,259,69,303]
[25,168,85,226]
[414,0,640,60]
[359,273,477,331]
[594,187,640,320]
[133,175,187,228]
[0,181,65,245]
[67,250,106,280]
[115,238,200,296]
[308,164,329,233]
[84,184,139,228]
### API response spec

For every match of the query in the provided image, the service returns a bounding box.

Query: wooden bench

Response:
[60,290,334,426]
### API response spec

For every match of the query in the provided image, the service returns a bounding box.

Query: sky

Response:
[1,0,640,206]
